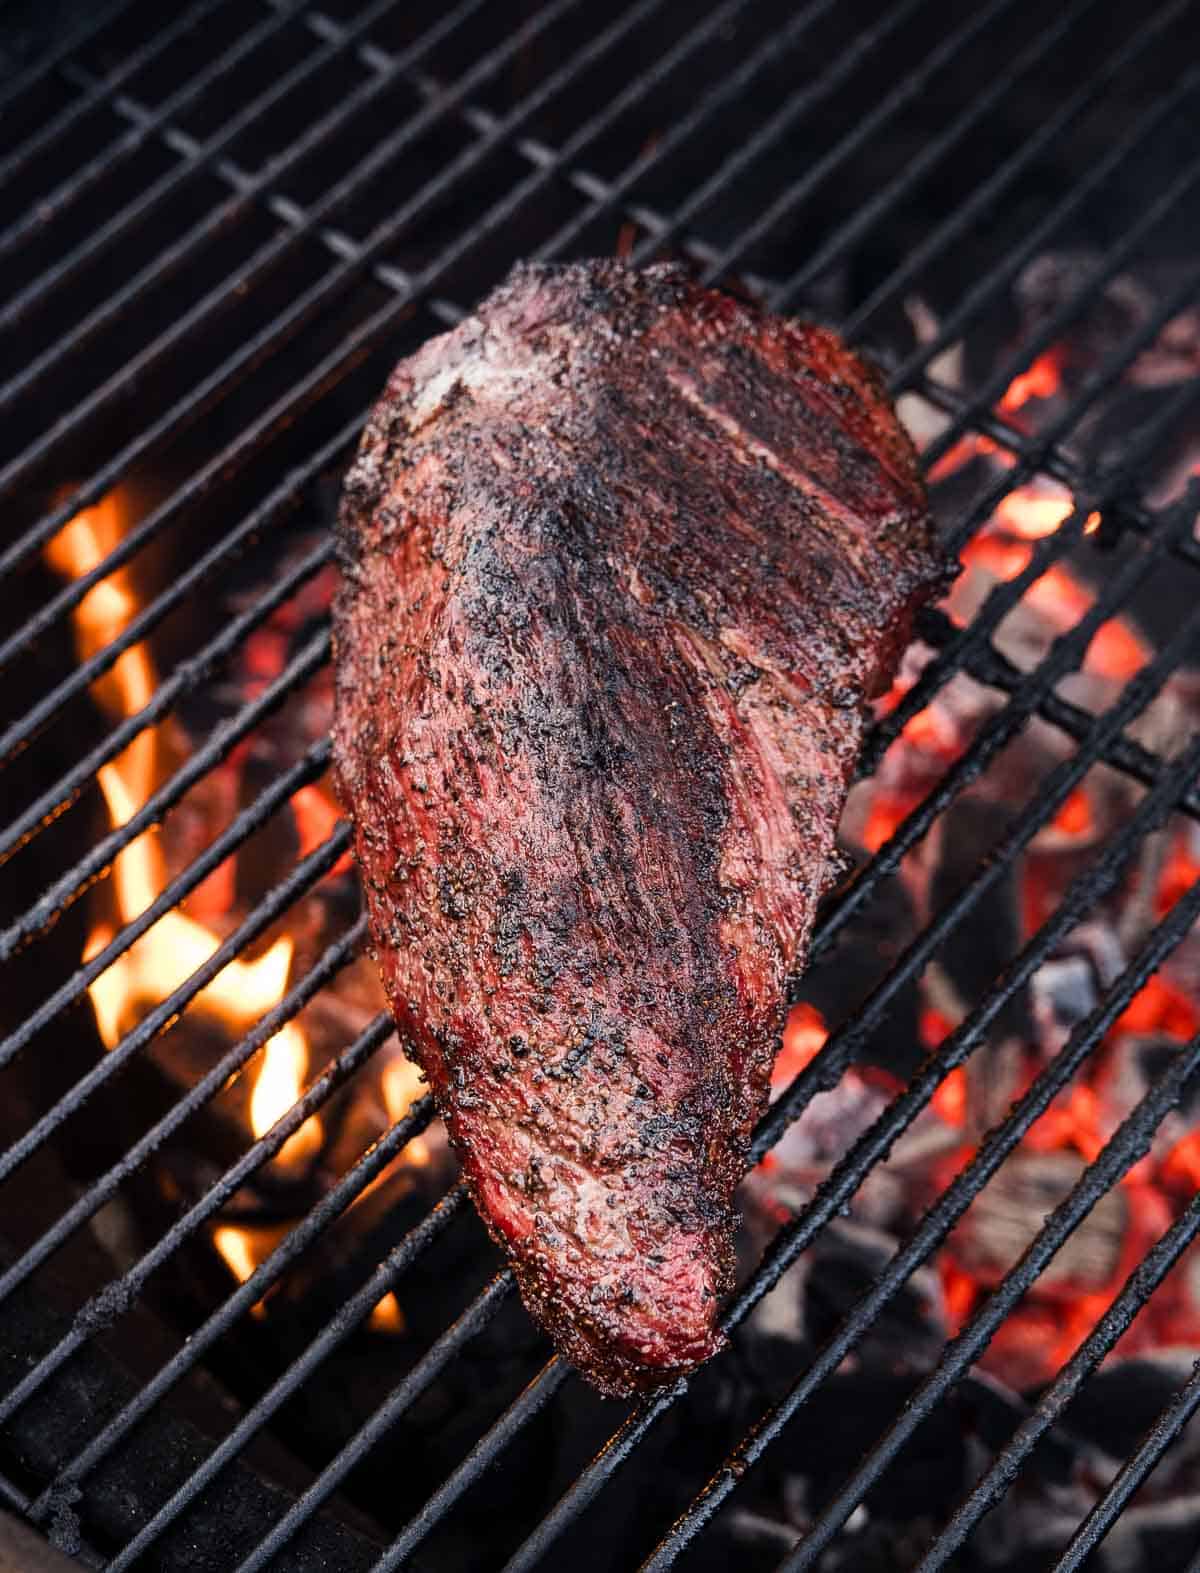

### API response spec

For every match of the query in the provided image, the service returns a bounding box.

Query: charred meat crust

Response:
[332,259,951,1396]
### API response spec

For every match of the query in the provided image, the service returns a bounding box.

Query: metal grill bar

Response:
[193,505,1200,1569]
[6,12,1184,760]
[383,871,1200,1572]
[0,0,227,199]
[0,915,367,1305]
[0,0,481,326]
[0,0,592,525]
[889,80,1200,398]
[644,0,999,273]
[916,1210,1200,1572]
[639,875,1200,1570]
[694,0,1074,291]
[0,0,1100,648]
[0,0,747,682]
[26,485,1195,1563]
[0,27,1176,1107]
[0,633,330,965]
[105,1202,499,1573]
[0,764,342,1182]
[228,1258,524,1573]
[0,0,291,264]
[27,1036,440,1516]
[779,0,1193,327]
[0,0,489,425]
[867,287,1200,762]
[0,402,358,777]
[780,1063,1200,1572]
[806,479,1200,972]
[3,6,1199,1567]
[499,730,1200,1572]
[0,0,139,118]
[0,828,355,1425]
[6,163,1188,897]
[0,737,331,1089]
[1051,1359,1200,1571]
[0,531,333,868]
[101,704,1200,1570]
[0,0,1160,755]
[915,610,1200,819]
[2,147,1195,1472]
[367,1363,571,1573]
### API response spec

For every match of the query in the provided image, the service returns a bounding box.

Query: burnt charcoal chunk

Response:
[333,259,949,1396]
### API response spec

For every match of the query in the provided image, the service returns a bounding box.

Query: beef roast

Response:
[332,259,948,1395]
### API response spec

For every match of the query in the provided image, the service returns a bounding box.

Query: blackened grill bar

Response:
[12,477,1200,1564]
[0,0,1173,676]
[3,2,1200,1569]
[0,2,1191,780]
[5,123,1197,915]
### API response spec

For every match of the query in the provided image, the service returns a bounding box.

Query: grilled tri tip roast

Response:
[332,259,949,1396]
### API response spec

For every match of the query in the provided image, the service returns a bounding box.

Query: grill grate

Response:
[2,0,1200,1568]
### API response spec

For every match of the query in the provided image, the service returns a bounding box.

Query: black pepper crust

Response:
[332,259,952,1396]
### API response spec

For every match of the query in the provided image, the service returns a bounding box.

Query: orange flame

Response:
[382,1055,431,1168]
[368,1291,407,1334]
[211,1222,287,1314]
[998,347,1065,414]
[46,495,321,1170]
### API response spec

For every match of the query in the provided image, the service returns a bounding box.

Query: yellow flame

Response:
[211,1223,288,1316]
[212,1225,259,1285]
[46,493,321,1169]
[250,1021,322,1166]
[382,1055,430,1168]
[993,490,1102,541]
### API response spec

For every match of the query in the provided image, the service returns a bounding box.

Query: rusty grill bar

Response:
[2,0,1200,1568]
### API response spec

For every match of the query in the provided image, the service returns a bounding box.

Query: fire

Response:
[1113,974,1199,1041]
[932,1066,968,1127]
[211,1222,288,1316]
[992,490,1101,542]
[998,347,1065,415]
[1051,787,1094,838]
[771,1002,828,1091]
[1162,1132,1200,1192]
[368,1292,407,1335]
[382,1054,431,1168]
[46,494,321,1169]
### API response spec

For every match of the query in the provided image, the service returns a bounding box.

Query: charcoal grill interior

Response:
[3,0,1200,1569]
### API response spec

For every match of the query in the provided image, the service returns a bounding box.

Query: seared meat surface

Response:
[333,260,947,1395]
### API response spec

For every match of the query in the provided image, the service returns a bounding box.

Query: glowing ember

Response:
[45,495,321,1168]
[1162,1131,1200,1192]
[932,1066,968,1127]
[1113,974,1199,1041]
[368,1292,407,1335]
[1051,787,1094,838]
[992,490,1101,542]
[998,346,1065,415]
[771,1002,828,1091]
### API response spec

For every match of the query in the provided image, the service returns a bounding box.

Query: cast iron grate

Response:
[2,0,1200,1569]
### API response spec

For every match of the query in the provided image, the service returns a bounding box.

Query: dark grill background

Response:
[2,1,1200,1569]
